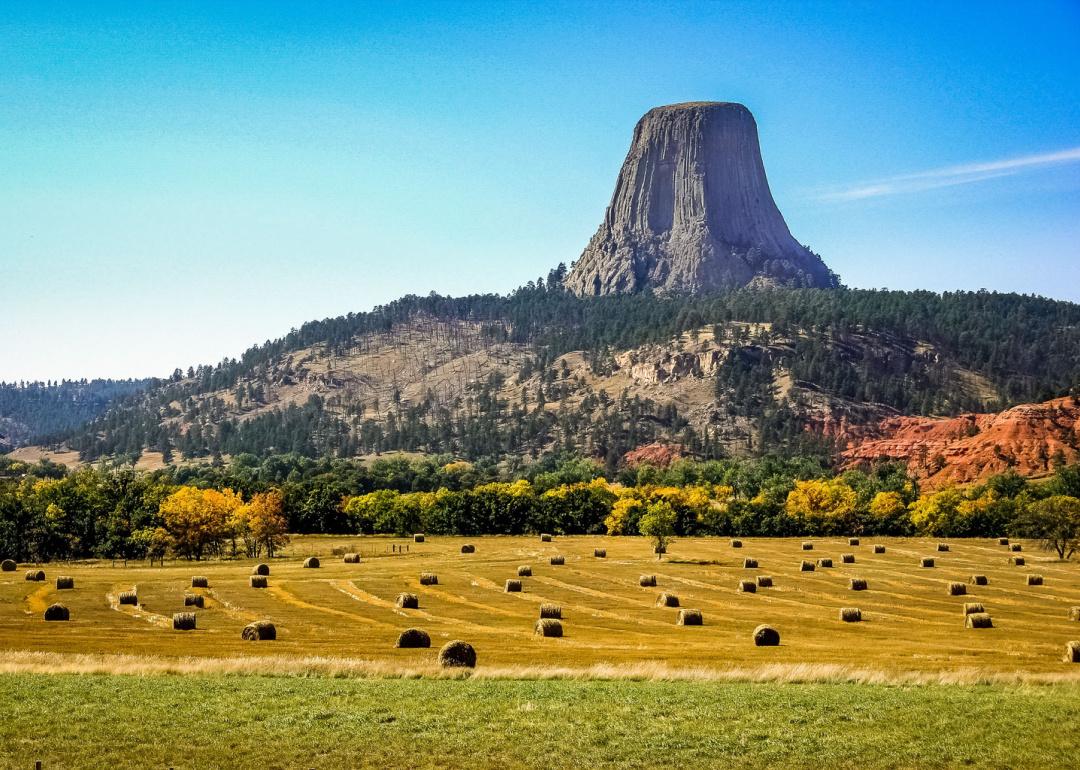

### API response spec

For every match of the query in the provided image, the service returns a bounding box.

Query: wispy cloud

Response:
[816,146,1080,202]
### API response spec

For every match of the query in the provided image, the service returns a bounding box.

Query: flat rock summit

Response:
[566,102,838,296]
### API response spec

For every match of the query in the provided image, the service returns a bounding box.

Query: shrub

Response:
[242,621,277,641]
[396,593,419,609]
[395,628,430,648]
[173,612,197,631]
[43,604,69,621]
[839,607,862,622]
[753,625,780,646]
[438,640,476,668]
[535,618,563,637]
[676,609,703,626]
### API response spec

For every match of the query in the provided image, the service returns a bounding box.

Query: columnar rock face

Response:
[566,102,837,296]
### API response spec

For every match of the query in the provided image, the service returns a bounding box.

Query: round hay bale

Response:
[1010,543,1022,552]
[839,607,862,622]
[540,533,552,543]
[539,603,562,619]
[756,575,774,588]
[998,537,1009,546]
[817,558,833,568]
[594,549,606,558]
[965,612,993,629]
[731,539,743,548]
[118,590,138,606]
[676,609,703,626]
[1069,607,1080,622]
[921,557,935,568]
[801,542,814,551]
[413,533,425,543]
[173,612,197,631]
[303,557,320,569]
[963,602,985,616]
[253,563,270,576]
[969,574,988,586]
[250,575,268,589]
[800,560,815,572]
[743,558,758,569]
[395,628,430,648]
[639,574,657,587]
[738,579,757,593]
[937,543,950,552]
[396,592,419,609]
[948,582,967,596]
[0,559,16,572]
[1026,574,1044,586]
[184,594,204,608]
[437,640,476,668]
[656,592,680,607]
[1009,556,1026,566]
[242,621,277,641]
[1065,641,1080,664]
[517,565,532,577]
[25,570,45,582]
[191,576,209,588]
[549,556,565,566]
[841,553,855,564]
[343,553,361,563]
[535,618,563,637]
[753,624,780,646]
[504,579,522,593]
[55,576,74,590]
[419,572,438,586]
[460,544,475,554]
[873,545,886,554]
[43,603,69,621]
[848,538,860,546]
[849,578,868,591]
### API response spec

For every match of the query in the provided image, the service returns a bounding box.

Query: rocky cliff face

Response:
[566,102,837,296]
[841,396,1080,488]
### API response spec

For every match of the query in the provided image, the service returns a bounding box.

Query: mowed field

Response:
[3,535,1079,675]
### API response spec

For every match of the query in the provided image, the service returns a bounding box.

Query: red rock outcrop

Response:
[841,396,1080,488]
[623,443,686,469]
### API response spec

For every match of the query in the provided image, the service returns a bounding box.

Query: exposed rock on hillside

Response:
[566,102,837,296]
[842,396,1080,488]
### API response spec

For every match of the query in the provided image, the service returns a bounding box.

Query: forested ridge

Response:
[24,282,1080,466]
[0,379,151,447]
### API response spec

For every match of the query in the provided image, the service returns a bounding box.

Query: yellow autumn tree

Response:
[785,478,857,531]
[239,489,290,558]
[159,486,243,560]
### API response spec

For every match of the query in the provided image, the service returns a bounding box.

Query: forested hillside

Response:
[0,379,151,449]
[28,283,1080,467]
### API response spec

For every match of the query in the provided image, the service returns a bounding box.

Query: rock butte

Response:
[566,101,837,296]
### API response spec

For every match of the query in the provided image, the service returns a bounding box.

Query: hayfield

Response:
[3,535,1079,676]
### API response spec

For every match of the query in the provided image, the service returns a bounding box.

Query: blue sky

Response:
[2,1,1078,381]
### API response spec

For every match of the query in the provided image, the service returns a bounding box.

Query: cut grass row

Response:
[0,674,1078,769]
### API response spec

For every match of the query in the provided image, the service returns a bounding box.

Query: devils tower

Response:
[565,102,838,296]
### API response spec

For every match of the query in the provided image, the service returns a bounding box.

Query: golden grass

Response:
[3,535,1079,678]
